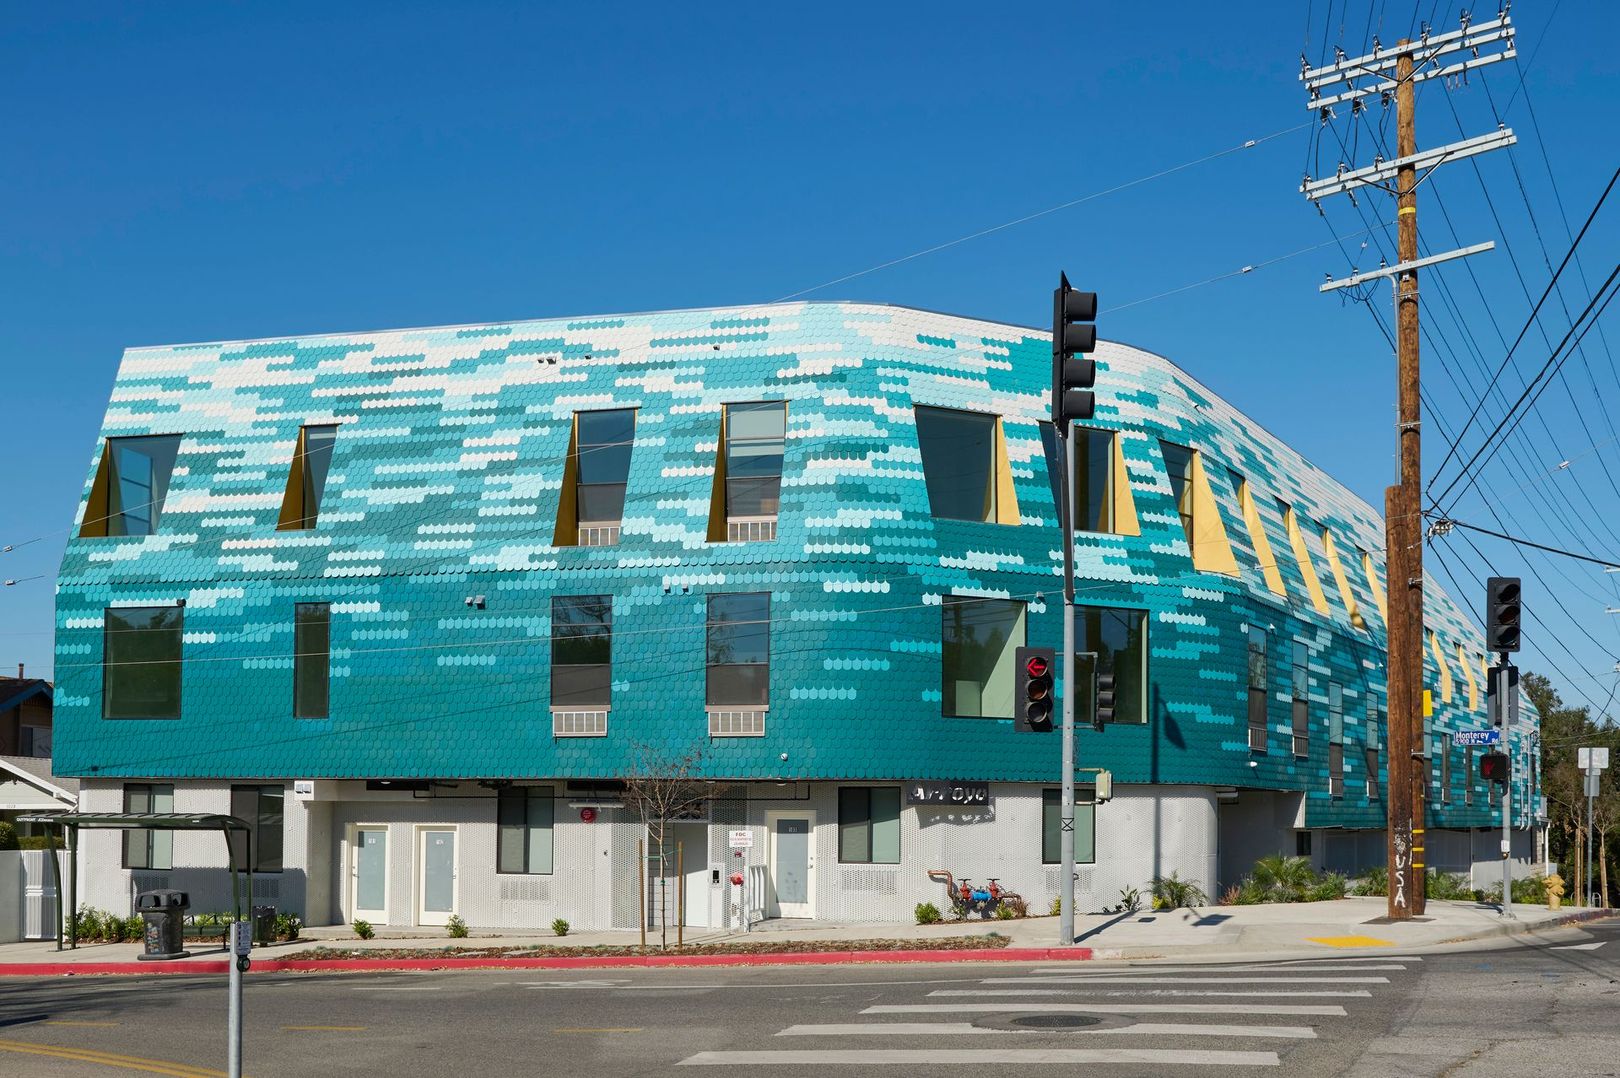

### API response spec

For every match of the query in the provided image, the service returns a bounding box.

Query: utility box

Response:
[134,889,190,961]
[251,905,277,947]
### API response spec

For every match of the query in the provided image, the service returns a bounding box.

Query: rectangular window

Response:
[1328,682,1344,797]
[294,603,330,719]
[229,785,284,873]
[725,402,787,524]
[1464,745,1474,806]
[1072,427,1115,533]
[103,606,183,720]
[837,787,901,864]
[576,409,636,530]
[497,786,555,874]
[1365,746,1380,800]
[1439,735,1451,803]
[706,593,770,707]
[278,425,338,530]
[1044,789,1098,864]
[1291,641,1309,757]
[122,783,174,869]
[1367,699,1381,750]
[1076,606,1149,725]
[1159,441,1196,544]
[84,434,183,537]
[941,597,1027,718]
[552,595,612,708]
[1247,625,1268,751]
[915,406,998,522]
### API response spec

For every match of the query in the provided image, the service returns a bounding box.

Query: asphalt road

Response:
[3,919,1619,1077]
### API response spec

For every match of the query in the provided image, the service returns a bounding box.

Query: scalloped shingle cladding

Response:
[54,302,1532,830]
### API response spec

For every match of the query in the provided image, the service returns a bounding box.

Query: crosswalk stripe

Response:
[933,988,1371,998]
[776,1022,1318,1039]
[983,976,1388,985]
[677,1048,1280,1066]
[1026,957,1420,974]
[865,1002,1348,1017]
[1023,964,1408,974]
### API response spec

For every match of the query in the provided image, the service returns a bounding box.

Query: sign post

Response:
[1578,747,1609,907]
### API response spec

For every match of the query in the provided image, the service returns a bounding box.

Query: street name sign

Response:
[1578,747,1610,770]
[1453,729,1501,747]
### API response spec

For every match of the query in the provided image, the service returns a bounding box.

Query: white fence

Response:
[1,850,60,942]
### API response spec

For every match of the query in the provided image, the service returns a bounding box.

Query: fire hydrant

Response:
[1542,873,1565,910]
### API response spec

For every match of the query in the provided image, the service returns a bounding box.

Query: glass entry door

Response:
[352,827,388,923]
[766,812,815,919]
[417,828,457,926]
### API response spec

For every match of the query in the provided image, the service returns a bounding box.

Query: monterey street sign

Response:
[1453,729,1502,747]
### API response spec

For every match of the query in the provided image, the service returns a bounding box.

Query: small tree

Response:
[621,740,728,949]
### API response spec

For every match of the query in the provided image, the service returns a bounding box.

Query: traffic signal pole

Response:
[1059,427,1077,946]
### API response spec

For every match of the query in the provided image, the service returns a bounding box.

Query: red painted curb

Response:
[0,945,1093,977]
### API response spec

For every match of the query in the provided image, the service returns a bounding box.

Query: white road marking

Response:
[933,988,1371,998]
[776,1022,1318,1039]
[865,1002,1347,1017]
[1025,963,1409,974]
[1551,941,1607,950]
[1027,956,1421,973]
[678,1048,1280,1066]
[984,975,1388,985]
[519,980,632,988]
[350,986,443,992]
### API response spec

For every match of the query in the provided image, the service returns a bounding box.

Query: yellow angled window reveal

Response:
[1110,434,1140,536]
[79,440,113,538]
[1361,549,1387,624]
[991,418,1021,526]
[1282,503,1330,615]
[1429,631,1454,703]
[1321,529,1367,630]
[1233,473,1286,596]
[1159,441,1238,576]
[1457,642,1480,711]
[554,413,584,545]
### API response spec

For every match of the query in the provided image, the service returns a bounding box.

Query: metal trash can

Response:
[251,905,277,947]
[135,889,190,961]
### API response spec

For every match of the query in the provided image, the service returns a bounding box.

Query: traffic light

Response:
[1480,751,1511,785]
[1052,272,1099,432]
[1015,646,1055,732]
[1093,671,1115,730]
[1485,576,1521,653]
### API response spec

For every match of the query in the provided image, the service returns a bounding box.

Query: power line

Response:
[1437,518,1620,570]
[770,121,1313,303]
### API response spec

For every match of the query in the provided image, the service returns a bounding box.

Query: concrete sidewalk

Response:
[1,897,1608,972]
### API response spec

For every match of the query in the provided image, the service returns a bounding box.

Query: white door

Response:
[669,822,710,928]
[417,827,457,926]
[351,827,388,924]
[766,811,815,919]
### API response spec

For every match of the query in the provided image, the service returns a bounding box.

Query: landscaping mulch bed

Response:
[279,934,1011,961]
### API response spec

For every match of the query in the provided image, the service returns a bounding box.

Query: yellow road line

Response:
[0,1037,228,1077]
[46,1020,122,1027]
[554,1027,643,1033]
[282,1025,367,1032]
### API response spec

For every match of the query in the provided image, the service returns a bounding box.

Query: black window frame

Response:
[1075,605,1150,726]
[1042,788,1098,865]
[723,401,787,522]
[574,408,637,527]
[122,782,174,870]
[103,605,184,721]
[914,404,1000,523]
[294,602,331,719]
[706,593,770,708]
[836,787,902,865]
[940,596,1028,719]
[229,784,285,873]
[1247,625,1269,751]
[552,595,613,709]
[1290,640,1309,757]
[497,786,556,875]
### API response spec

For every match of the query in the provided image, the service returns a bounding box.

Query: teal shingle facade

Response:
[53,301,1535,831]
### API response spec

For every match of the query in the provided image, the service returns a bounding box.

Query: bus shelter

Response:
[18,812,253,951]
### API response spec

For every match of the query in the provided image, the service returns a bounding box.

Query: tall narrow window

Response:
[1072,428,1114,532]
[941,597,1027,718]
[915,405,1019,525]
[123,783,174,869]
[837,787,901,864]
[1280,502,1331,615]
[277,425,338,530]
[103,606,183,720]
[723,401,786,541]
[1247,625,1269,752]
[1365,745,1380,800]
[1291,641,1309,757]
[1043,788,1097,864]
[552,595,612,735]
[575,409,635,545]
[1076,606,1149,725]
[82,435,183,537]
[1328,682,1344,797]
[1160,441,1196,543]
[1439,734,1452,803]
[229,785,285,873]
[497,786,554,874]
[294,603,330,719]
[1464,745,1475,806]
[707,593,770,734]
[1366,699,1382,799]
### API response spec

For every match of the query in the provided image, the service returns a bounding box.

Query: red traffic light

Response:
[1025,654,1050,678]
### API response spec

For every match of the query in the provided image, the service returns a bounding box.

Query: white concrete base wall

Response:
[72,780,1224,930]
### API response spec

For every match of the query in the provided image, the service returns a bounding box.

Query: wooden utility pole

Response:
[1301,13,1517,920]
[1387,44,1427,919]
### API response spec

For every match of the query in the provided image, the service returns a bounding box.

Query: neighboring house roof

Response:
[0,678,53,714]
[0,754,78,806]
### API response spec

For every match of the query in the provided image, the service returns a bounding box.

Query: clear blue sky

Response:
[4,2,1618,713]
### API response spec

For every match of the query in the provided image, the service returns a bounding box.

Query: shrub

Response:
[446,914,469,939]
[0,822,19,850]
[1149,872,1207,910]
[1306,872,1348,902]
[1483,876,1547,905]
[73,906,104,942]
[994,903,1017,920]
[1049,896,1062,917]
[1104,886,1144,914]
[18,835,64,850]
[1425,871,1474,901]
[1001,895,1028,918]
[551,918,570,937]
[352,919,374,940]
[1351,866,1388,896]
[126,915,146,942]
[274,912,303,941]
[1251,855,1318,902]
[914,902,942,925]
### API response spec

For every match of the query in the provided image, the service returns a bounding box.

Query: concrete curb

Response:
[1434,906,1615,945]
[0,945,1096,977]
